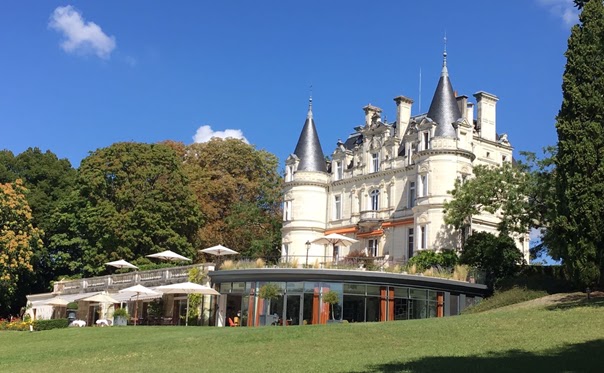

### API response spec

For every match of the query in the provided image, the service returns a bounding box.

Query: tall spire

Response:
[427,41,462,138]
[293,96,327,172]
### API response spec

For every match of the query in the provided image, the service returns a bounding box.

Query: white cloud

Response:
[529,228,542,242]
[49,5,116,59]
[193,125,249,144]
[537,0,579,27]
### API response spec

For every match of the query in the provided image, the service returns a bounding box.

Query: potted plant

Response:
[322,290,340,323]
[113,308,129,326]
[258,283,281,325]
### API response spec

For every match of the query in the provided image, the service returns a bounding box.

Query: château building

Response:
[282,52,529,266]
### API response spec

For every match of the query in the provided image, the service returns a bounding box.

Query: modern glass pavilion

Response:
[210,268,487,327]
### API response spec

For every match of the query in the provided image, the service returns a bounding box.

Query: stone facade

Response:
[282,61,529,266]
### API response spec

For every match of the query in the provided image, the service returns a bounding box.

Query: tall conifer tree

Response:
[550,0,604,286]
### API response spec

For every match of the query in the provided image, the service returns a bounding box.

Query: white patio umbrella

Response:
[46,297,69,306]
[82,293,119,320]
[200,244,238,256]
[312,233,359,263]
[146,250,191,262]
[200,245,238,267]
[105,259,138,270]
[82,293,119,304]
[157,282,220,326]
[46,297,69,318]
[119,284,160,326]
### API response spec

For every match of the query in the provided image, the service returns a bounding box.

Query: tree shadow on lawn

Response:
[358,339,604,373]
[545,292,604,311]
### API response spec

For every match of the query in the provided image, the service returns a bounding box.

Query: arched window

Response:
[370,189,379,211]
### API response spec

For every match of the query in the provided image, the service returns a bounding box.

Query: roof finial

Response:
[307,84,313,119]
[441,32,448,77]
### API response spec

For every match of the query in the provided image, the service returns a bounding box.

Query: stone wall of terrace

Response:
[53,263,215,295]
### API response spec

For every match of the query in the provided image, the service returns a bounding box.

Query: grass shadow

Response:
[358,339,604,373]
[545,292,604,311]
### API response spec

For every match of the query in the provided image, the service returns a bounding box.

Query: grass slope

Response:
[1,296,602,373]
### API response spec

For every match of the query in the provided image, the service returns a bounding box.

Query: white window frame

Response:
[371,153,380,173]
[283,201,292,221]
[370,189,379,211]
[408,181,416,208]
[407,228,414,260]
[423,132,430,150]
[367,238,378,257]
[285,165,294,182]
[420,226,427,249]
[334,195,342,220]
[335,161,343,180]
[420,174,428,197]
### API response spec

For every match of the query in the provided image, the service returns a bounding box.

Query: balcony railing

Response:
[53,263,214,295]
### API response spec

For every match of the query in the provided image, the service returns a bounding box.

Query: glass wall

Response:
[216,280,474,326]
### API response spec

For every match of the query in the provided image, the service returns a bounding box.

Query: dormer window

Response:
[334,161,343,180]
[371,153,380,173]
[423,132,430,150]
[285,165,294,182]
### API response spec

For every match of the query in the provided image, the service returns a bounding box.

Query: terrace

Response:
[53,263,215,295]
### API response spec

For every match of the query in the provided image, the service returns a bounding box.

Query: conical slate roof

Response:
[293,98,327,172]
[427,51,461,138]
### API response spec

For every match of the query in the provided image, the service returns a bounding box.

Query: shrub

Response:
[113,308,129,318]
[33,318,69,331]
[66,302,78,310]
[408,250,459,271]
[255,258,266,268]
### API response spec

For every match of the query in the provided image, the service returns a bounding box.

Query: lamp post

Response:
[305,240,311,268]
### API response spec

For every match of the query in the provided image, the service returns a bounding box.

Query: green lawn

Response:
[1,296,603,373]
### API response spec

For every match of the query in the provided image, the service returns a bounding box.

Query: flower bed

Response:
[0,317,32,331]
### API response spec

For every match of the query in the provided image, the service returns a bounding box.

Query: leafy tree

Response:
[444,161,534,246]
[0,180,43,316]
[71,142,202,275]
[0,148,76,311]
[183,139,282,257]
[322,290,340,321]
[460,232,525,289]
[549,0,604,287]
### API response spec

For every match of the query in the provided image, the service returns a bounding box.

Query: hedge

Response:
[33,318,69,331]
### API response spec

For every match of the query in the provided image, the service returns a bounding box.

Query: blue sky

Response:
[1,1,579,170]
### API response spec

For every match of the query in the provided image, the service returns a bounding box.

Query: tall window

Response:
[334,195,342,220]
[333,245,340,262]
[423,132,430,150]
[370,189,379,211]
[285,165,294,182]
[335,161,343,180]
[408,181,416,207]
[407,228,414,260]
[283,244,289,261]
[371,153,380,173]
[283,201,292,221]
[368,239,378,257]
[420,226,427,249]
[420,175,428,197]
